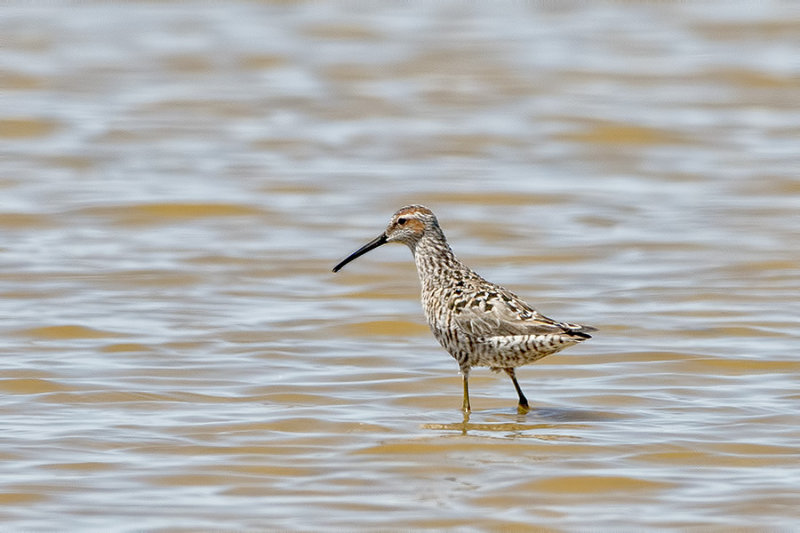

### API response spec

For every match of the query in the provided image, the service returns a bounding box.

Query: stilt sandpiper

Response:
[333,205,595,413]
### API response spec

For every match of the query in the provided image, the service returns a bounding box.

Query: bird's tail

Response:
[563,323,597,339]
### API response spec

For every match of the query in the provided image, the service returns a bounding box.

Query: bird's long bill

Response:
[332,233,388,272]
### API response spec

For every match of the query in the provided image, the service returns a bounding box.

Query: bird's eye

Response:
[397,217,407,225]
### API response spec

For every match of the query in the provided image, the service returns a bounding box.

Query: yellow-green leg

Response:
[461,371,471,413]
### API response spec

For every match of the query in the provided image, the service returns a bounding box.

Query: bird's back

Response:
[421,261,594,369]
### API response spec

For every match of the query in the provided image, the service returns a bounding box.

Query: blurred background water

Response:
[1,1,799,530]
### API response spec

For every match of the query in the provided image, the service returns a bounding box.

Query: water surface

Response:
[1,2,799,530]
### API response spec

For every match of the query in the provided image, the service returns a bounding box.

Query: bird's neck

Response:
[412,231,463,287]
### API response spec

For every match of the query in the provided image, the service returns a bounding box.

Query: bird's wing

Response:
[451,284,589,339]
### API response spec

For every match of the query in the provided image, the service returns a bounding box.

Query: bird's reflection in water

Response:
[422,407,621,437]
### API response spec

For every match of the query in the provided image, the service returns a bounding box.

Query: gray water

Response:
[1,2,799,530]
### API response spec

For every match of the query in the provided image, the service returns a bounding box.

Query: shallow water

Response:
[1,2,799,530]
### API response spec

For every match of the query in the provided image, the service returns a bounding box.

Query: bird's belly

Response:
[429,322,579,370]
[476,333,580,367]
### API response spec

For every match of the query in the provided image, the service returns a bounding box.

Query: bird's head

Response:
[332,205,439,272]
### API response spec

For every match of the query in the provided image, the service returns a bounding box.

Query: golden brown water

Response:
[2,3,799,530]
